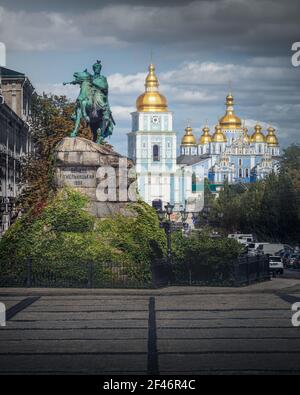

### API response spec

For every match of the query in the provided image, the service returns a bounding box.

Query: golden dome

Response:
[199,126,212,144]
[212,124,227,143]
[181,125,196,146]
[266,126,279,146]
[219,93,242,129]
[243,127,251,144]
[251,124,266,143]
[136,64,168,112]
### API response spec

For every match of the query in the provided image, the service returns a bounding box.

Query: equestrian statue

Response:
[63,60,115,144]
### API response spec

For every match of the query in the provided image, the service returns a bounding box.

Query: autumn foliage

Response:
[19,94,91,214]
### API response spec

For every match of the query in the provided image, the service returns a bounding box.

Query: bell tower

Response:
[127,64,178,207]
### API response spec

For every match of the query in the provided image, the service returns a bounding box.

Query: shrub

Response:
[172,231,243,285]
[0,188,166,287]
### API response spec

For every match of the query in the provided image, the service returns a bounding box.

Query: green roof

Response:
[0,66,25,78]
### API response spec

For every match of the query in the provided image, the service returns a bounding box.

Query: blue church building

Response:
[178,93,280,188]
[128,63,280,212]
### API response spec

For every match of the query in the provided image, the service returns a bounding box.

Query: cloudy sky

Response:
[0,0,299,154]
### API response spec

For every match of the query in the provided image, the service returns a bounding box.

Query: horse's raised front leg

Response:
[70,107,82,137]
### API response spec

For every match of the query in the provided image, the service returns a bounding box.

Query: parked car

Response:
[269,256,284,275]
[281,251,292,267]
[288,253,300,269]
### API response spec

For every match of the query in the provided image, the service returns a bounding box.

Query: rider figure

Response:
[91,60,113,135]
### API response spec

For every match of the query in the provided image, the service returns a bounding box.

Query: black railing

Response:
[0,255,270,289]
[152,254,270,287]
[234,255,270,286]
[0,260,152,289]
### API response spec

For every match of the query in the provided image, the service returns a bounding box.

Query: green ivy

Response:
[0,188,166,287]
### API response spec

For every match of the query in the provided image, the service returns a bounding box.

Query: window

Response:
[239,169,243,178]
[192,172,197,193]
[153,145,160,162]
[239,158,242,166]
[245,168,249,178]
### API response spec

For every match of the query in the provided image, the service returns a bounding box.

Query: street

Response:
[0,278,300,375]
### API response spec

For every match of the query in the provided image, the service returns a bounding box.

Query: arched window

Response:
[153,145,160,162]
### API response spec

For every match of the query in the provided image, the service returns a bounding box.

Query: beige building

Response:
[0,66,34,234]
[0,66,34,121]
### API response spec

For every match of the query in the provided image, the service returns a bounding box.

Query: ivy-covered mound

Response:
[0,189,166,287]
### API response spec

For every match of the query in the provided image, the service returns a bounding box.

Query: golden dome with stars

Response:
[136,64,168,112]
[251,124,266,143]
[181,125,196,146]
[199,126,212,144]
[219,93,242,129]
[212,124,227,143]
[265,126,279,146]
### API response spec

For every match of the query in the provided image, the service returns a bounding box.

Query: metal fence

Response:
[0,260,152,289]
[151,255,270,287]
[233,255,270,286]
[0,255,270,289]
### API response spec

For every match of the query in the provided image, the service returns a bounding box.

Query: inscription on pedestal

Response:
[60,167,96,188]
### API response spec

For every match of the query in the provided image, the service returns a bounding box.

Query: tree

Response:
[205,145,300,244]
[19,94,91,214]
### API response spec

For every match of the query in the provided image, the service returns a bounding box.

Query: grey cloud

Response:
[0,1,299,56]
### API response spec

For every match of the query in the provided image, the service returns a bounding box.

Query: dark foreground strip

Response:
[147,297,159,375]
[6,297,41,321]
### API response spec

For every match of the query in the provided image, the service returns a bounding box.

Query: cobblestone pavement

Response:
[0,278,300,375]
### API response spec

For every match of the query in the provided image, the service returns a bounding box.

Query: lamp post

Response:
[157,202,174,265]
[179,204,189,234]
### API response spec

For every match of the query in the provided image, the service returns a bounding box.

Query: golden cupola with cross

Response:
[181,125,196,146]
[219,93,242,130]
[212,124,227,143]
[251,124,266,143]
[265,126,279,146]
[199,125,212,145]
[136,63,168,112]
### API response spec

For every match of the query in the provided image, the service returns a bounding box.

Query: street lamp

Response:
[157,209,165,222]
[179,204,189,234]
[156,203,174,265]
[179,205,188,223]
[165,202,174,219]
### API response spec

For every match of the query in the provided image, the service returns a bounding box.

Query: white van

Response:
[228,234,254,244]
[261,244,284,256]
[247,242,270,255]
[269,256,284,275]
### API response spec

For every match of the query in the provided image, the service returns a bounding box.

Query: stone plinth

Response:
[54,137,137,218]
